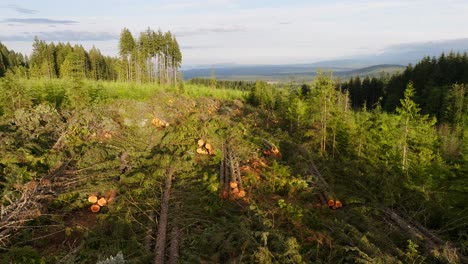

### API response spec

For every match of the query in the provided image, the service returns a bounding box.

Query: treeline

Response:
[29,38,119,80]
[188,78,255,91]
[0,42,28,77]
[1,27,182,84]
[119,28,182,84]
[342,52,468,123]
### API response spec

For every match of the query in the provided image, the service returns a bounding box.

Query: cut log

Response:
[205,143,213,151]
[88,195,98,204]
[221,190,229,199]
[229,181,238,189]
[196,148,208,155]
[232,187,239,194]
[327,199,335,207]
[90,204,100,213]
[154,169,173,264]
[335,200,342,208]
[152,118,169,128]
[97,198,107,207]
[197,139,205,147]
[238,189,246,198]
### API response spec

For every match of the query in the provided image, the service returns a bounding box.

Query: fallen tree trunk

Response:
[382,208,468,263]
[154,168,173,264]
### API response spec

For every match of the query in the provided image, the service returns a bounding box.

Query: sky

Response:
[1,0,468,66]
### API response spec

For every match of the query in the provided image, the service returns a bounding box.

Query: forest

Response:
[0,28,467,264]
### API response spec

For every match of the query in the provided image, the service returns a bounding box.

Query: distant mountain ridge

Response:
[181,64,405,80]
[182,38,468,81]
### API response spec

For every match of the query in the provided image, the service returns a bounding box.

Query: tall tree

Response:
[119,28,136,82]
[396,82,437,189]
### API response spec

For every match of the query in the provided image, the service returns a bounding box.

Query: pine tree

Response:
[396,83,437,191]
[119,28,136,82]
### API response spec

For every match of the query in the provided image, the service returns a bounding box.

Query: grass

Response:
[17,78,247,102]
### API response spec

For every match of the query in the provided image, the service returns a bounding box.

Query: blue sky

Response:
[1,0,467,65]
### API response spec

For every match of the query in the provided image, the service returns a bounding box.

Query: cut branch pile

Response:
[0,159,73,247]
[219,144,247,201]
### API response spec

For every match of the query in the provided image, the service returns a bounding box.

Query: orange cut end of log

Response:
[327,199,335,207]
[205,143,213,151]
[272,147,280,155]
[90,204,100,213]
[232,187,239,194]
[238,190,246,198]
[335,200,342,208]
[198,139,205,147]
[88,195,98,204]
[97,198,107,206]
[196,148,208,155]
[229,181,238,189]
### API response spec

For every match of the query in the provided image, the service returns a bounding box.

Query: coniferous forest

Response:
[0,27,467,264]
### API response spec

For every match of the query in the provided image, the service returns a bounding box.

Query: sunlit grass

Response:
[17,78,246,102]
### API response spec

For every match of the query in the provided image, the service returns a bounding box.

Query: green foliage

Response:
[0,246,45,264]
[0,57,466,264]
[404,240,426,264]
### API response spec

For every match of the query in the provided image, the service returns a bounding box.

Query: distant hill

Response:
[182,38,468,81]
[181,64,405,81]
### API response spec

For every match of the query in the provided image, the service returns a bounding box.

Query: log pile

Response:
[87,190,117,213]
[240,158,268,180]
[219,144,247,201]
[262,140,281,157]
[327,199,342,210]
[196,139,214,155]
[309,159,343,210]
[152,117,169,129]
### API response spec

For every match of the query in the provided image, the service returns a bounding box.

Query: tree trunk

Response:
[168,225,180,264]
[154,168,173,264]
[402,118,409,171]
